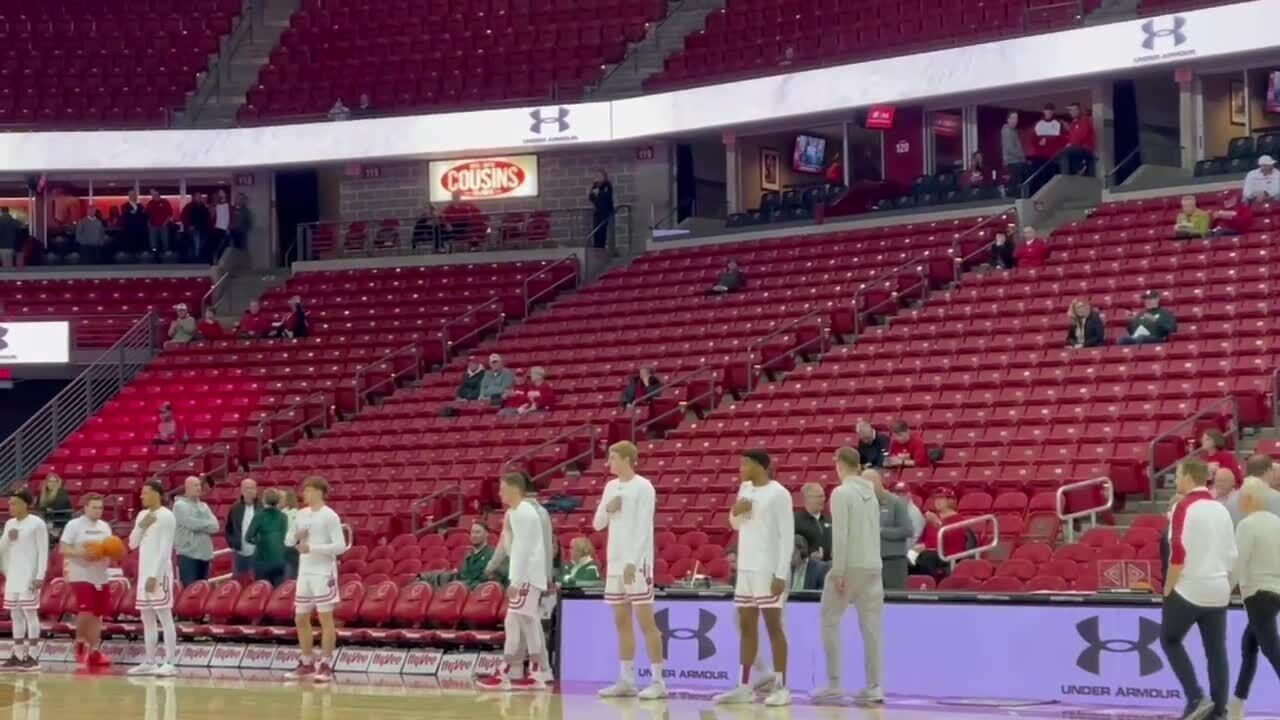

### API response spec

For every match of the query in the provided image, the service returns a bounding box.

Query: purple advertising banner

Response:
[560,598,1280,711]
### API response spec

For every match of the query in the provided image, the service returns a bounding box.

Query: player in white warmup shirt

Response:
[59,493,113,667]
[477,472,550,691]
[0,489,48,671]
[284,476,346,684]
[715,449,794,707]
[594,441,667,700]
[127,480,178,676]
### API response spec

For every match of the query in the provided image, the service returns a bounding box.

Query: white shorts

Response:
[505,583,543,619]
[3,587,38,610]
[295,572,339,614]
[734,570,787,609]
[135,575,175,610]
[604,572,655,605]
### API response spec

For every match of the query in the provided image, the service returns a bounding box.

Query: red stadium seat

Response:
[255,581,298,640]
[453,581,507,646]
[425,581,469,630]
[193,580,243,637]
[381,582,434,643]
[209,580,273,638]
[175,580,214,626]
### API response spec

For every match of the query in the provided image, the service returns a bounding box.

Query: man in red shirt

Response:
[1210,193,1254,236]
[910,489,967,577]
[197,307,228,341]
[500,366,556,415]
[884,420,929,469]
[1200,429,1242,489]
[1062,102,1096,177]
[1013,225,1050,268]
[146,189,173,254]
[237,300,274,338]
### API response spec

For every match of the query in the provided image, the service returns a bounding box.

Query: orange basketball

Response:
[101,535,127,562]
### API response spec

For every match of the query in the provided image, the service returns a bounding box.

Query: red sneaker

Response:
[87,650,111,668]
[284,662,315,681]
[476,674,512,691]
[510,677,546,691]
[74,643,88,664]
[312,662,333,684]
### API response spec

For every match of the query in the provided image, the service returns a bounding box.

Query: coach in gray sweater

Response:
[173,476,221,586]
[865,469,913,590]
[1223,455,1280,527]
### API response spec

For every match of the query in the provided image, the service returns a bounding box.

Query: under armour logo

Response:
[0,326,7,351]
[1075,616,1163,677]
[1140,16,1186,51]
[529,107,570,134]
[654,608,717,660]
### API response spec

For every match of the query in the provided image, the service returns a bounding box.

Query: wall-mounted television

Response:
[792,135,827,174]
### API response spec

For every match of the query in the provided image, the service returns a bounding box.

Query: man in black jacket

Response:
[588,169,614,250]
[225,477,261,580]
[1119,290,1177,345]
[794,482,833,560]
[855,420,889,468]
[120,189,148,255]
[455,356,485,400]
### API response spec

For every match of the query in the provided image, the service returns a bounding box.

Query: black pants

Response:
[591,210,612,249]
[1061,147,1095,176]
[882,556,909,590]
[910,550,948,578]
[990,241,1015,269]
[177,555,210,587]
[1236,591,1280,700]
[1161,591,1229,715]
[255,565,286,588]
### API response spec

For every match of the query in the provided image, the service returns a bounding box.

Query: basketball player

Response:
[813,449,885,705]
[284,476,346,683]
[477,472,549,691]
[1,489,48,671]
[59,493,112,668]
[127,479,178,676]
[715,449,793,706]
[594,441,665,699]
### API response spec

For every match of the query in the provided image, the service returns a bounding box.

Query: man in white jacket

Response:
[813,447,885,706]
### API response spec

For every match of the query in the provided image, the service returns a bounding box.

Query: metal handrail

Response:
[254,391,332,464]
[629,366,718,442]
[937,513,999,567]
[1056,476,1114,544]
[441,297,506,366]
[594,0,691,91]
[744,307,830,393]
[522,254,580,318]
[186,7,256,127]
[1105,140,1185,189]
[1018,148,1075,199]
[351,343,423,415]
[851,260,930,337]
[0,310,159,490]
[153,442,234,492]
[503,423,598,490]
[201,270,231,316]
[949,207,1019,269]
[410,486,465,536]
[1147,396,1239,496]
[1019,0,1083,31]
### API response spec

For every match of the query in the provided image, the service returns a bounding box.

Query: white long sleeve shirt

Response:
[1170,488,1237,607]
[128,507,176,583]
[507,502,548,591]
[1234,510,1280,600]
[285,505,346,577]
[829,476,883,576]
[730,480,794,580]
[593,474,656,574]
[1242,168,1280,202]
[1,515,48,595]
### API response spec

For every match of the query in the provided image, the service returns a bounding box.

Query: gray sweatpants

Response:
[820,569,885,690]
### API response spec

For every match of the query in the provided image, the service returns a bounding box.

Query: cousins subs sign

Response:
[428,155,539,202]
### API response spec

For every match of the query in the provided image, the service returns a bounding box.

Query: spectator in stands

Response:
[501,366,556,415]
[1119,290,1177,345]
[724,547,738,586]
[867,469,912,591]
[1213,468,1237,500]
[458,522,496,588]
[153,402,187,446]
[892,481,925,546]
[74,209,106,264]
[1062,102,1096,176]
[1065,299,1105,348]
[1243,155,1278,203]
[120,189,148,255]
[1210,193,1254,237]
[146,189,172,254]
[442,191,483,249]
[825,153,844,186]
[588,170,615,251]
[911,489,967,577]
[708,259,745,295]
[1002,111,1027,184]
[181,194,212,263]
[560,537,602,587]
[795,482,833,561]
[238,299,274,338]
[37,472,73,537]
[790,535,828,591]
[411,204,442,252]
[168,303,197,344]
[198,307,228,341]
[1201,430,1243,486]
[328,98,351,121]
[1033,103,1063,153]
[0,207,22,268]
[271,296,309,339]
[1012,225,1050,268]
[885,419,929,468]
[355,93,375,118]
[231,193,253,251]
[211,190,232,261]
[225,477,261,581]
[962,151,991,188]
[477,353,516,405]
[174,476,220,586]
[245,488,289,587]
[1173,195,1210,239]
[282,489,300,579]
[989,222,1017,270]
[855,419,889,468]
[620,363,662,409]
[455,356,486,401]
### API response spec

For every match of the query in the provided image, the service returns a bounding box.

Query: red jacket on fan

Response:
[502,381,557,412]
[146,197,173,228]
[1203,450,1242,486]
[920,514,968,557]
[888,433,930,467]
[238,309,274,337]
[1014,238,1050,268]
[1212,200,1253,234]
[197,320,227,341]
[1066,115,1097,152]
